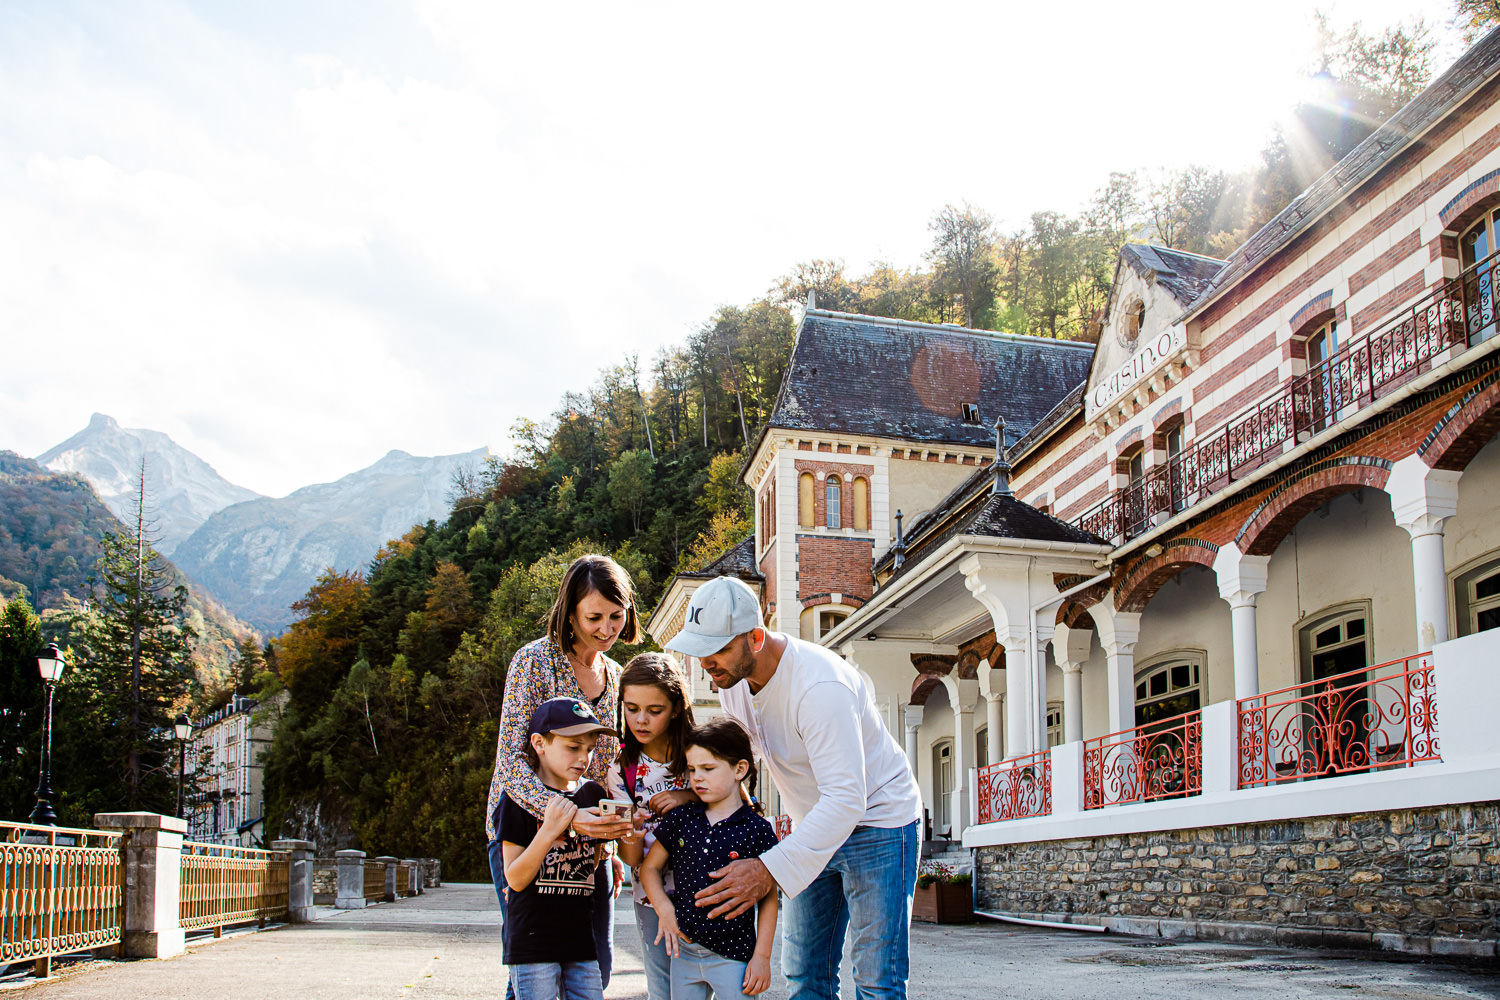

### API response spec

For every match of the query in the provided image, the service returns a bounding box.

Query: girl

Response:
[640,718,779,1000]
[612,653,698,1000]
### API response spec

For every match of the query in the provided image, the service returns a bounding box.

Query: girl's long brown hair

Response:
[618,653,694,781]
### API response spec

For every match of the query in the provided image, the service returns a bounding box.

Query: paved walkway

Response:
[5,884,1497,999]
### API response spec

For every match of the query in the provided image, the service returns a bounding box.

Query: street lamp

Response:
[28,643,66,826]
[174,713,192,824]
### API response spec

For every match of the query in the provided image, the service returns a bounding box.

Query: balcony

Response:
[1075,250,1498,543]
[1083,709,1203,808]
[976,749,1052,823]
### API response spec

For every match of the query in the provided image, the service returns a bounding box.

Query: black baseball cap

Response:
[527,697,619,739]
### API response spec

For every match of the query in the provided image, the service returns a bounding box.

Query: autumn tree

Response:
[927,203,998,328]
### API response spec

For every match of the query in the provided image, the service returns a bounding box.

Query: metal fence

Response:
[180,841,289,934]
[1238,652,1440,788]
[363,860,387,904]
[1084,709,1203,809]
[0,821,123,976]
[976,749,1052,823]
[395,862,411,897]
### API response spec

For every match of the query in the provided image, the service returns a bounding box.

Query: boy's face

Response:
[532,730,599,784]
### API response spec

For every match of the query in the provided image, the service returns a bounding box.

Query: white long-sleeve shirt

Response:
[718,635,921,897]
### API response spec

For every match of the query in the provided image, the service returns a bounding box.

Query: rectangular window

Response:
[826,481,841,528]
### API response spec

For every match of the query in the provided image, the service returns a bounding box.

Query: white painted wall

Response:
[887,457,977,539]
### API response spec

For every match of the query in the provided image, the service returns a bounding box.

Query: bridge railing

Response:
[180,841,289,935]
[0,821,123,978]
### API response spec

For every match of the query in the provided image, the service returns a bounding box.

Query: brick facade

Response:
[975,803,1500,957]
[795,534,874,603]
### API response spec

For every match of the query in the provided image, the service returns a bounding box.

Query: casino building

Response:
[655,30,1500,955]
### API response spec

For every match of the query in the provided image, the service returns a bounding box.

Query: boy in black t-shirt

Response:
[498,697,620,1000]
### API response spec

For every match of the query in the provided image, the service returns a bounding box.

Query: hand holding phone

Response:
[596,798,635,819]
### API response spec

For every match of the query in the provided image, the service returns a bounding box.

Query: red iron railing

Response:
[1083,710,1203,809]
[772,815,792,841]
[975,749,1052,823]
[1076,249,1497,542]
[1237,652,1439,788]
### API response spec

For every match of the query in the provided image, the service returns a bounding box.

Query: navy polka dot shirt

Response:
[656,802,780,963]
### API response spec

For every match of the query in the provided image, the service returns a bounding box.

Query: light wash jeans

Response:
[633,900,674,1000]
[671,939,748,1000]
[489,839,614,990]
[511,961,604,1000]
[780,820,919,1000]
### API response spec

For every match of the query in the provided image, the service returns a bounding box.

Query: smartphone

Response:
[596,799,634,818]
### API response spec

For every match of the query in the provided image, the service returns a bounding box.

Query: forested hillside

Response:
[258,14,1463,875]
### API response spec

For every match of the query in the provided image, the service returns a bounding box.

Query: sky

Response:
[0,0,1468,499]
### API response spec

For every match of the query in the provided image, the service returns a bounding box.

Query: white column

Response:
[1389,456,1462,649]
[1093,603,1141,735]
[946,678,979,835]
[1213,544,1271,700]
[903,704,922,773]
[1002,642,1029,757]
[1052,622,1090,744]
[979,662,1004,764]
[1032,621,1056,755]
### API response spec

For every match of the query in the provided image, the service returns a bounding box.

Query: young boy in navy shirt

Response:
[641,718,780,998]
[497,697,619,1000]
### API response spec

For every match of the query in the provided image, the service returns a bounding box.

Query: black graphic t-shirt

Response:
[497,780,607,965]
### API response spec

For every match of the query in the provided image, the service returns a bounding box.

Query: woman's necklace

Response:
[567,644,605,700]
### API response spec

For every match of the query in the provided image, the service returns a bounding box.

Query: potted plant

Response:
[911,861,973,923]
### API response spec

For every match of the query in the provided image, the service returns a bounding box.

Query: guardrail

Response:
[975,749,1052,823]
[1076,247,1495,543]
[395,862,411,897]
[180,841,289,935]
[1238,652,1440,788]
[1084,709,1203,809]
[363,860,387,904]
[0,821,122,977]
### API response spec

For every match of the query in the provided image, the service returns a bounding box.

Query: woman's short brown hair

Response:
[547,554,641,650]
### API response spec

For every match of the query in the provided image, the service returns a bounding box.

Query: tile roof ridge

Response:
[804,309,1095,350]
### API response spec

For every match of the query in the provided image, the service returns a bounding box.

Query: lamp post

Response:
[28,643,66,826]
[174,714,192,826]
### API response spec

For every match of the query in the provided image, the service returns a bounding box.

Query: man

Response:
[665,576,921,1000]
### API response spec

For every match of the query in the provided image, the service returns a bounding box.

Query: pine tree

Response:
[73,461,196,812]
[0,594,43,819]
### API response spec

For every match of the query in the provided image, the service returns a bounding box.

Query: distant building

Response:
[185,696,273,847]
[653,29,1500,956]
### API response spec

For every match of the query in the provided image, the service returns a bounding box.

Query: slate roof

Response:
[678,535,762,581]
[757,312,1095,456]
[1183,28,1500,321]
[1121,244,1225,306]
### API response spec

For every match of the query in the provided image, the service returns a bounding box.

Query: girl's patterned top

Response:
[485,634,622,841]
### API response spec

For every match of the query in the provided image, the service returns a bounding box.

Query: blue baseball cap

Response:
[527,697,619,739]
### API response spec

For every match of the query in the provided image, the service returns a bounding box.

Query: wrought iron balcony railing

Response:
[1238,652,1439,788]
[1083,709,1204,809]
[1076,249,1498,542]
[975,749,1053,823]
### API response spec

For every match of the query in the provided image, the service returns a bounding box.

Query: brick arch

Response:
[1056,601,1098,629]
[1439,169,1500,231]
[910,653,955,677]
[1417,368,1500,471]
[909,673,945,706]
[1112,538,1219,614]
[956,650,982,680]
[1234,456,1393,556]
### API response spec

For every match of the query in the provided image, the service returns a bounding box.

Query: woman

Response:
[486,554,639,988]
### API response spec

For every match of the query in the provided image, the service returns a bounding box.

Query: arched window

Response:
[799,472,815,528]
[1460,207,1499,342]
[852,477,869,531]
[1454,552,1500,637]
[1134,652,1204,727]
[1122,299,1145,347]
[826,479,841,529]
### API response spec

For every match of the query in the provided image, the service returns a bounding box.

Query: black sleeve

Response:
[573,780,608,810]
[497,794,537,847]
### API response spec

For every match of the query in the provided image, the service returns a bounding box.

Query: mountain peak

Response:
[88,412,119,430]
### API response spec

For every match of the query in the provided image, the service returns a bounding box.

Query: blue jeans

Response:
[489,839,614,989]
[511,961,604,1000]
[671,939,747,1000]
[633,901,673,1000]
[780,821,918,1000]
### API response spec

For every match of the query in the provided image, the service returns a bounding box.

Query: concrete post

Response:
[1199,701,1239,796]
[272,839,316,922]
[94,812,187,959]
[1049,740,1085,816]
[378,856,399,902]
[402,860,422,895]
[336,850,366,909]
[1389,456,1462,649]
[1214,544,1271,700]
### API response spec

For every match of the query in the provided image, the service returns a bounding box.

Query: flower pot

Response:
[912,880,972,923]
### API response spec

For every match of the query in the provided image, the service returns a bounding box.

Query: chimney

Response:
[991,416,1013,497]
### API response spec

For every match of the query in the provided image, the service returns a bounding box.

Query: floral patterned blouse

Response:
[484,634,622,841]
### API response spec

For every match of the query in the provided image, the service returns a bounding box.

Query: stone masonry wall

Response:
[976,802,1499,957]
